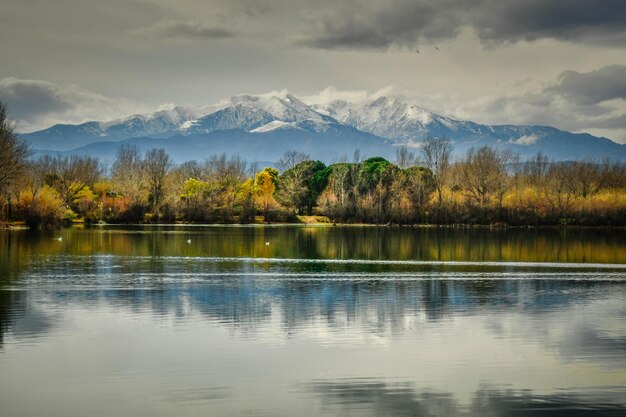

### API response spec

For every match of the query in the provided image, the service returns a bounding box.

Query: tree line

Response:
[1,103,625,228]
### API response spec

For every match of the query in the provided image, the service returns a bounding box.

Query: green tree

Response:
[277,160,327,214]
[354,157,399,222]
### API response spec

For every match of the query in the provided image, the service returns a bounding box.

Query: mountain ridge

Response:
[21,92,626,163]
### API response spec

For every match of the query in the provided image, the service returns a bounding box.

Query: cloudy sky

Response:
[1,0,625,142]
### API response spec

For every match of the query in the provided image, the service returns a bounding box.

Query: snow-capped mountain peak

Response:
[228,92,331,124]
[251,120,302,133]
[315,96,443,142]
[21,91,626,162]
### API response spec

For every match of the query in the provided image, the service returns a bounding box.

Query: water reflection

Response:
[2,226,626,266]
[0,226,625,416]
[306,380,626,417]
[3,277,625,366]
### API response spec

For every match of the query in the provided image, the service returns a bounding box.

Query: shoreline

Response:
[3,220,625,231]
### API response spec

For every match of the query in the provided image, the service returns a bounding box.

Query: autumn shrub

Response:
[15,185,65,229]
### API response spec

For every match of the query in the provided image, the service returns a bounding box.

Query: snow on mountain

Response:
[100,107,199,137]
[229,93,333,124]
[251,120,299,133]
[21,91,626,161]
[313,96,485,143]
[183,93,340,135]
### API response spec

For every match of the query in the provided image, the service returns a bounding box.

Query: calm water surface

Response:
[1,226,625,416]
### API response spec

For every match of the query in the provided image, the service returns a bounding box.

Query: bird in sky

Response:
[415,49,420,53]
[434,46,440,50]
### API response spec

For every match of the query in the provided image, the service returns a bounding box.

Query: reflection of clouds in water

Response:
[0,290,27,346]
[561,326,626,364]
[9,305,55,339]
[306,379,455,417]
[554,298,626,368]
[2,280,624,376]
[305,379,626,417]
[4,281,626,347]
[161,387,230,404]
[2,281,625,416]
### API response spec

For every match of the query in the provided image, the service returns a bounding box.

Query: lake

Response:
[1,225,625,416]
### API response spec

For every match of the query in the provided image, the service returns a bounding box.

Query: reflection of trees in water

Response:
[0,290,26,346]
[3,276,625,369]
[315,227,626,264]
[3,227,626,280]
[305,379,626,417]
[5,226,626,266]
[0,231,30,346]
[2,226,626,346]
[6,279,617,334]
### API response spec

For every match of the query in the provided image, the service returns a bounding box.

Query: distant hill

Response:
[35,127,396,166]
[23,92,626,163]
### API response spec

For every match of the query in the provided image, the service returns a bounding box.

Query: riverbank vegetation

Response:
[1,103,625,229]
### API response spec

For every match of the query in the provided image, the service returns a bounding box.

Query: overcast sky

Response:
[1,0,625,142]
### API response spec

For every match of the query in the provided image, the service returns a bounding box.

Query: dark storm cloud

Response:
[0,78,75,123]
[297,0,463,50]
[137,20,236,41]
[0,78,147,131]
[586,113,626,129]
[473,0,626,45]
[548,65,626,105]
[469,66,626,134]
[298,0,626,50]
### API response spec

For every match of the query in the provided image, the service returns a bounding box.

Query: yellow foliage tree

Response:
[255,169,278,217]
[16,185,65,228]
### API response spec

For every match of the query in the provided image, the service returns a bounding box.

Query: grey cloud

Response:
[0,78,77,123]
[0,78,150,132]
[442,65,626,141]
[297,0,626,50]
[474,0,626,46]
[586,113,626,130]
[297,0,463,50]
[138,20,236,40]
[549,65,626,105]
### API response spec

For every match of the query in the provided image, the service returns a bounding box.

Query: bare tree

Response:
[545,163,576,217]
[567,161,602,198]
[419,136,452,206]
[111,144,145,202]
[277,150,310,172]
[144,148,172,211]
[395,146,417,169]
[202,153,249,219]
[522,152,550,188]
[38,154,101,206]
[458,146,517,208]
[205,153,248,186]
[0,103,31,209]
[176,160,203,181]
[599,159,626,190]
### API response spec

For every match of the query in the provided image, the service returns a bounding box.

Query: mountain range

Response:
[21,92,626,164]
